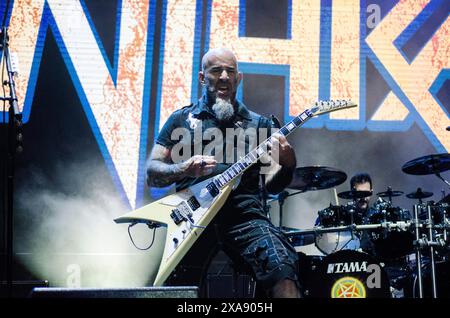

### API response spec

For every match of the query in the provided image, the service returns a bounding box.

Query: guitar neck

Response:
[214,108,313,189]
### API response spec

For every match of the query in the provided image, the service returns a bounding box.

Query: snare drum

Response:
[300,250,391,298]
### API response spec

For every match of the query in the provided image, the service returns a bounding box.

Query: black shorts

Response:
[220,218,299,291]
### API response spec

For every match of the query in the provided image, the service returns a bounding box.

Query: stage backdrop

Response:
[0,0,448,288]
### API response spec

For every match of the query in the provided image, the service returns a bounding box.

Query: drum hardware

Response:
[411,203,447,298]
[284,221,413,238]
[412,204,424,298]
[413,236,447,248]
[426,204,437,298]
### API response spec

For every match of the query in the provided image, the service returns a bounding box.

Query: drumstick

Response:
[333,188,339,205]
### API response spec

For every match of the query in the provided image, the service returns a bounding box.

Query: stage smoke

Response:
[15,161,164,288]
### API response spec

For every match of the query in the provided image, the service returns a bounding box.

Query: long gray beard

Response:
[212,98,234,122]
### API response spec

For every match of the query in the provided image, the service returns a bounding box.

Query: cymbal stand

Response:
[413,204,442,298]
[277,191,290,229]
[348,202,355,240]
[434,171,450,189]
[443,210,448,244]
[426,204,438,298]
[413,204,424,298]
[380,203,389,240]
[276,189,305,229]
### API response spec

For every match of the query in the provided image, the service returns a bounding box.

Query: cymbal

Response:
[406,188,433,200]
[377,188,404,198]
[338,190,373,199]
[288,166,347,191]
[402,153,450,175]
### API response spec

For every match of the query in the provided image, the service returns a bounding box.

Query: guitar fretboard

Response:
[214,108,312,188]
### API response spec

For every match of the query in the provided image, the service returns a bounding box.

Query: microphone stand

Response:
[1,26,23,298]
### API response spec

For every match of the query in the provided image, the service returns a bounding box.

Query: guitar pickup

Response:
[170,208,185,225]
[206,182,219,198]
[187,196,201,211]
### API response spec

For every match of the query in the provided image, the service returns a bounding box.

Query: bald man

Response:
[147,48,300,298]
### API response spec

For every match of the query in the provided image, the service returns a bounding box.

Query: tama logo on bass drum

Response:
[327,261,368,274]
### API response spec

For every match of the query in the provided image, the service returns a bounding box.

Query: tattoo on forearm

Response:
[147,160,188,187]
[146,144,189,187]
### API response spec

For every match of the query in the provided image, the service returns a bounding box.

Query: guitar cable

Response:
[128,222,157,251]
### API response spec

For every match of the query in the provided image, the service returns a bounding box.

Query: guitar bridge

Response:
[170,200,195,225]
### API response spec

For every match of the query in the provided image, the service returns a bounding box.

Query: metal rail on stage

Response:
[283,221,450,239]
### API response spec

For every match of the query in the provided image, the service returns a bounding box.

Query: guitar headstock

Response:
[310,99,357,116]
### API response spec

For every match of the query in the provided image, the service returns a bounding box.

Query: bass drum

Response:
[299,250,391,298]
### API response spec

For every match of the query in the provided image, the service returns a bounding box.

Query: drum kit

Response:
[275,153,450,298]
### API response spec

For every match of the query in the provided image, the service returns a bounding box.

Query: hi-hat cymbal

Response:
[402,153,450,175]
[338,190,373,200]
[288,166,347,191]
[406,188,433,200]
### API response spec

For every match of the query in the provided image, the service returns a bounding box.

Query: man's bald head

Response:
[201,48,238,71]
[199,48,243,113]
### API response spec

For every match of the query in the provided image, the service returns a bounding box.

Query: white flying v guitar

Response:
[114,99,357,286]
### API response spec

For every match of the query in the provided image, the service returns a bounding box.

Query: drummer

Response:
[349,172,375,253]
[350,173,373,213]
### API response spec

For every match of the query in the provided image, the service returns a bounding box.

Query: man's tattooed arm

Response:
[146,144,217,188]
[146,144,189,187]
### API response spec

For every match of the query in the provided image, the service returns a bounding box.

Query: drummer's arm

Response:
[263,134,296,194]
